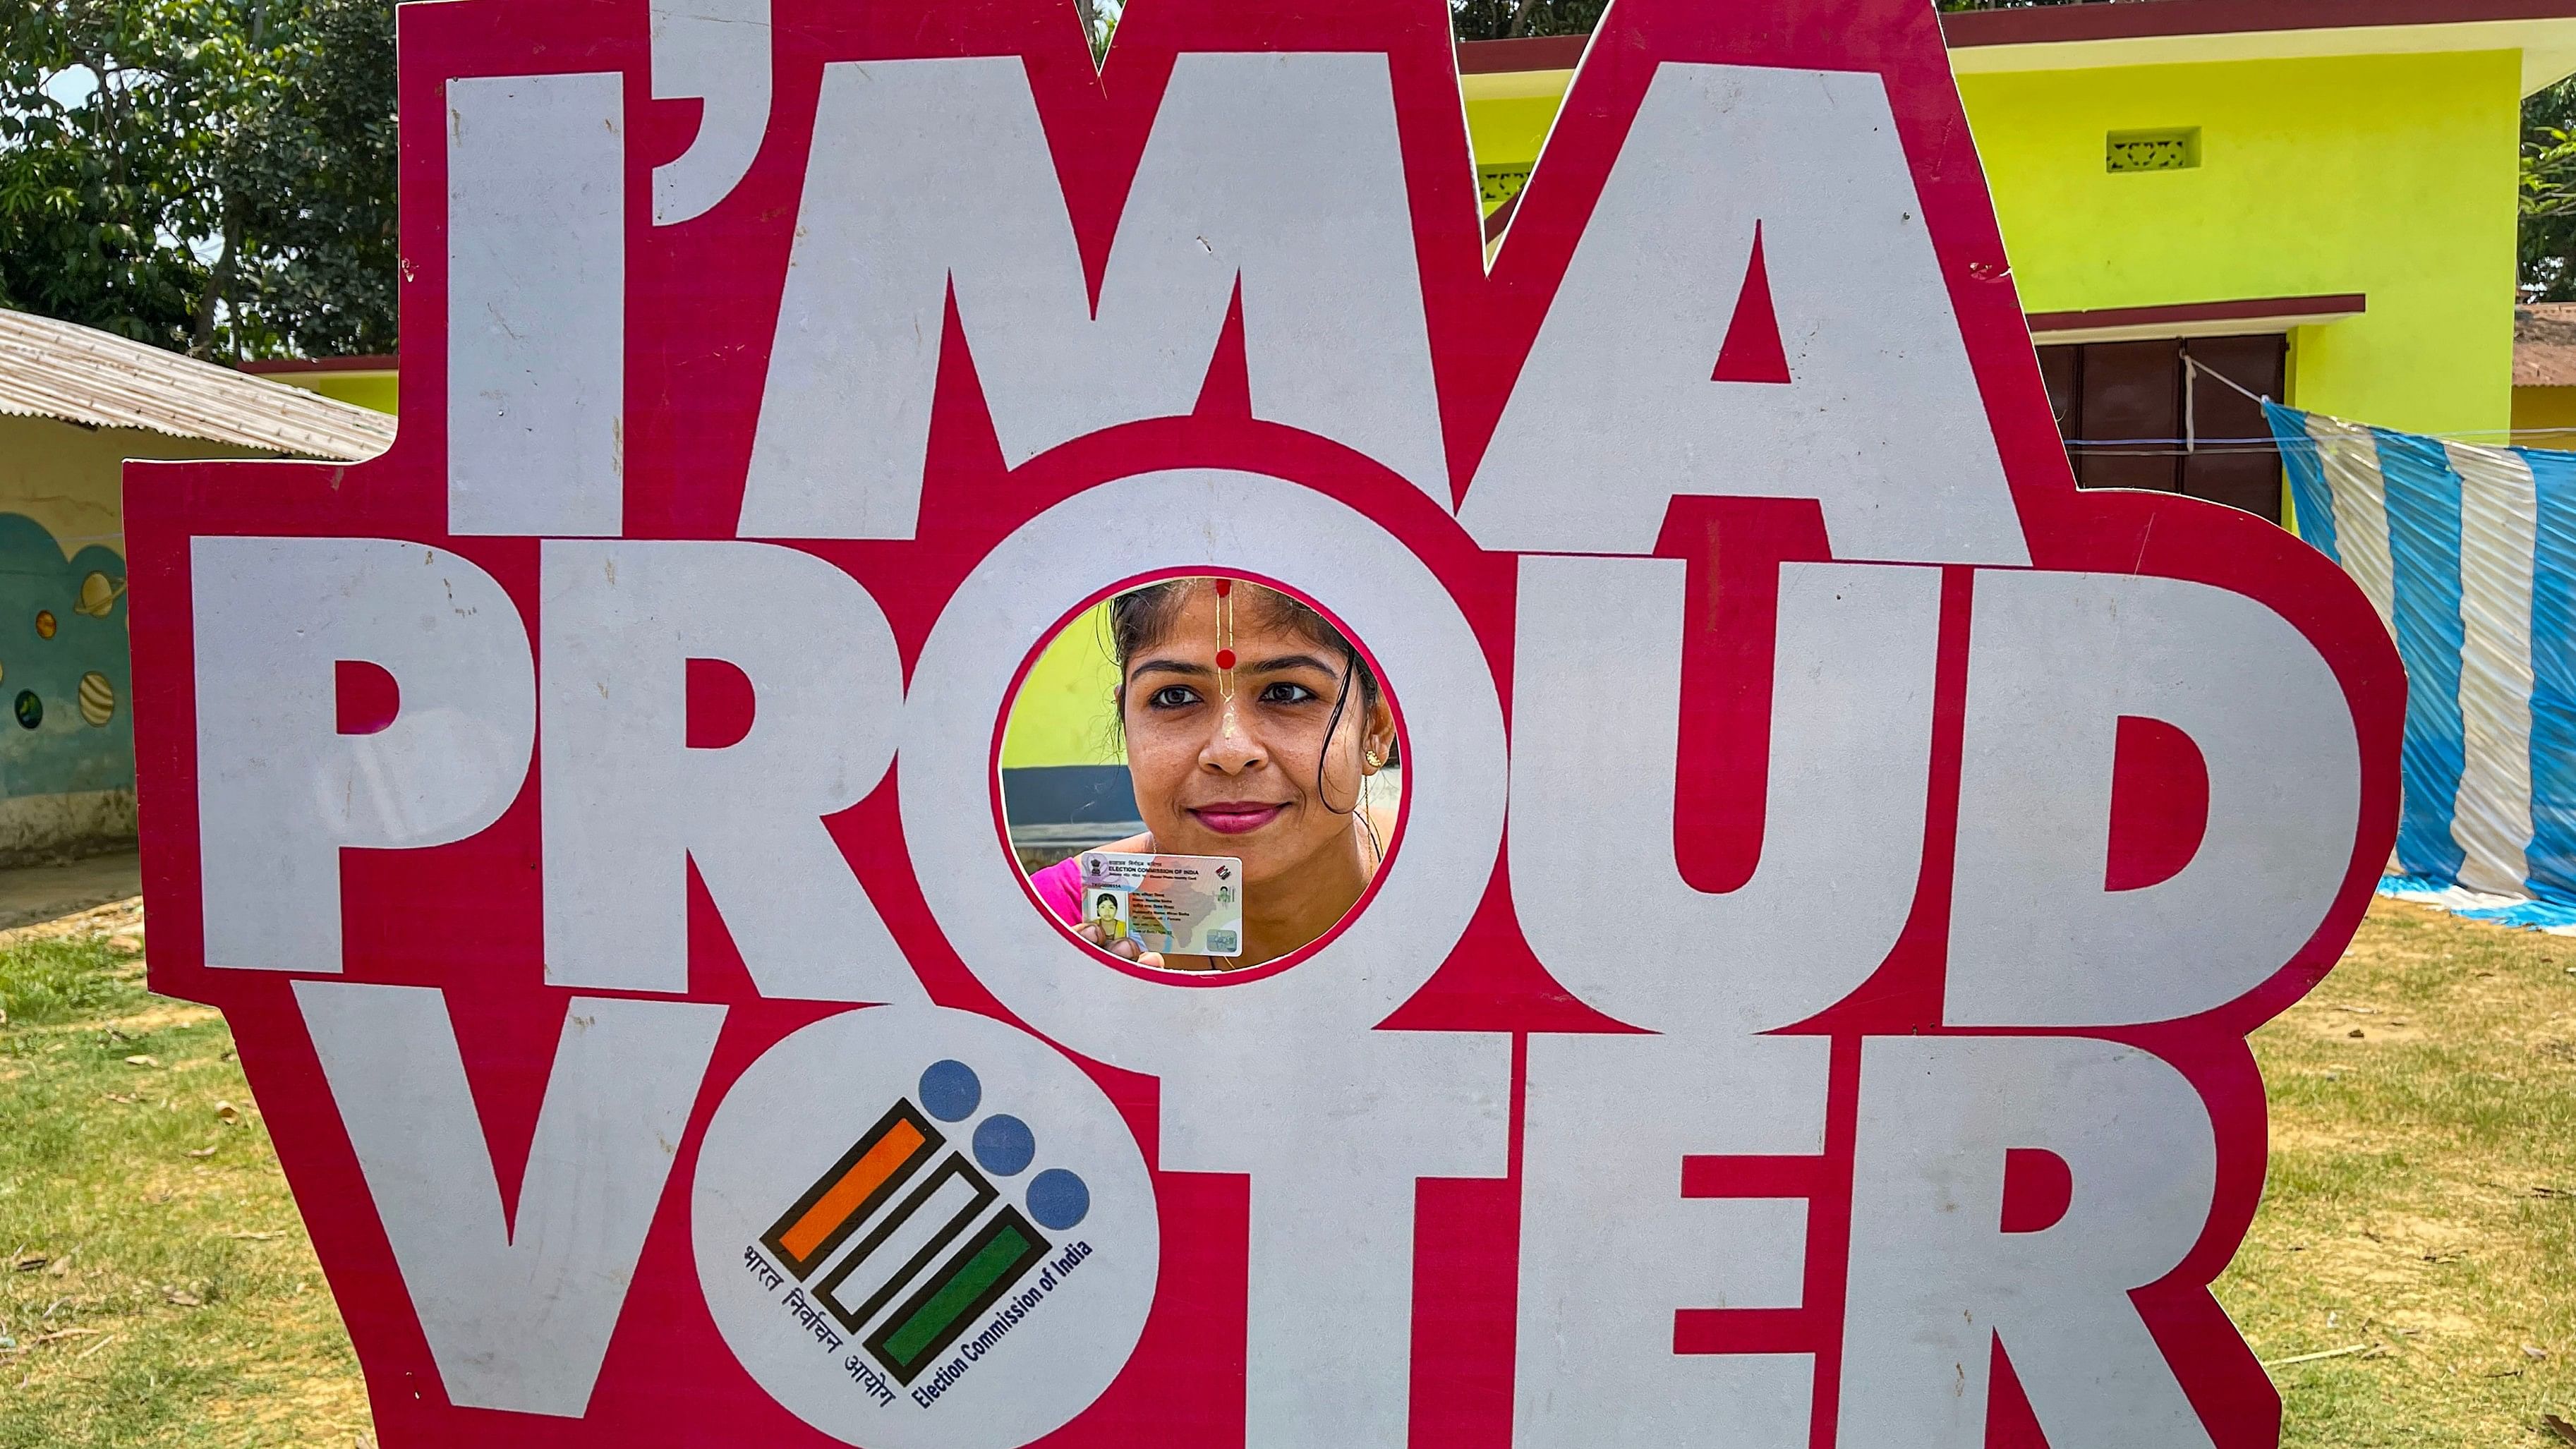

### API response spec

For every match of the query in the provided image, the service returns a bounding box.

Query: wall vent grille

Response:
[2107,128,2201,173]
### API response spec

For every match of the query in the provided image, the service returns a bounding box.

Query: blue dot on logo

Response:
[918,1060,981,1122]
[973,1115,1036,1177]
[1027,1168,1090,1231]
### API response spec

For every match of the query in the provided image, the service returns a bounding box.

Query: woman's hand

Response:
[1073,921,1166,970]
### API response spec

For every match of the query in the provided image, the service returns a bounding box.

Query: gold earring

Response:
[1365,749,1384,770]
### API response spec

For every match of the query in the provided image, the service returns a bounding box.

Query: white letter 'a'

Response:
[742,53,1449,538]
[297,983,725,1417]
[1462,63,2026,566]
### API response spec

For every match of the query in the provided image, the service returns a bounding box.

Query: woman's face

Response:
[1119,583,1393,886]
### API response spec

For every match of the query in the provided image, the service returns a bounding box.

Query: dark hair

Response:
[1106,579,1386,818]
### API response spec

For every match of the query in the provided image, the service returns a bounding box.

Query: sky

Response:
[41,65,99,111]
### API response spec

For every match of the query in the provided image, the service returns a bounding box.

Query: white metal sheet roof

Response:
[0,308,396,461]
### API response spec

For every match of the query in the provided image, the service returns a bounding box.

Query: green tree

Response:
[219,0,399,358]
[1451,0,1608,42]
[0,0,394,360]
[2525,78,2576,301]
[0,0,236,350]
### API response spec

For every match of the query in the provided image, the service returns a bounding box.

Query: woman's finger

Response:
[1137,951,1167,969]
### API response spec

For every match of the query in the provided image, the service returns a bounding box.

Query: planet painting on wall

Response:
[78,672,114,728]
[0,515,135,802]
[73,571,121,621]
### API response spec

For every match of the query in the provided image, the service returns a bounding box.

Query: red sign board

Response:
[128,1,2403,1445]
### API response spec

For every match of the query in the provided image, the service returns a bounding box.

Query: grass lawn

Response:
[2215,899,2576,1445]
[1,895,2572,1444]
[0,902,368,1448]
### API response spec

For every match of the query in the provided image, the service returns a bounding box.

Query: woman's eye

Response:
[1149,686,1200,709]
[1259,681,1318,705]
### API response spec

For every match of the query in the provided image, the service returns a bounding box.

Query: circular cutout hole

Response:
[1000,574,1405,978]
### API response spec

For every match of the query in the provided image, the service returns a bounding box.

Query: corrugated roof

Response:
[0,308,395,461]
[2519,303,2576,388]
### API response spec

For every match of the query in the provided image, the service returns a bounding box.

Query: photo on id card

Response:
[1078,850,1244,957]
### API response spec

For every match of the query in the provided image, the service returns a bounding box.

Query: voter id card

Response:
[1076,850,1244,957]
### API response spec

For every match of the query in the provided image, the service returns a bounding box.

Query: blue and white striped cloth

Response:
[2267,401,2576,930]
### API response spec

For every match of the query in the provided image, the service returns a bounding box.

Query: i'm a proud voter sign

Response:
[126,0,2403,1444]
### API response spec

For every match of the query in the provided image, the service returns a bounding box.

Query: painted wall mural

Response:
[0,511,131,799]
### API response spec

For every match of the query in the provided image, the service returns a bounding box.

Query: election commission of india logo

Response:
[694,1006,1157,1447]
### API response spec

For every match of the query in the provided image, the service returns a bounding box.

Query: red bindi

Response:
[1214,579,1232,597]
[1216,648,1237,670]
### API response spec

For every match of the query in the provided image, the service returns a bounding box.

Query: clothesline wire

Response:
[2048,356,2576,453]
[2184,353,2270,408]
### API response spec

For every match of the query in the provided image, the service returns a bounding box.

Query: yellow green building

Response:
[239,354,400,414]
[1471,1,2576,518]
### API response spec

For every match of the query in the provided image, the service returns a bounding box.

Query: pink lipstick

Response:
[1190,802,1286,835]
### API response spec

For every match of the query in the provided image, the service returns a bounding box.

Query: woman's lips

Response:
[1189,802,1286,835]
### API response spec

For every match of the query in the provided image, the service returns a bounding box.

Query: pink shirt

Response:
[1029,856,1087,927]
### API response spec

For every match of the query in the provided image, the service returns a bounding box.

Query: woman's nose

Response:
[1202,715,1266,772]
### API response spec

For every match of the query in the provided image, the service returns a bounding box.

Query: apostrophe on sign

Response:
[34,610,55,640]
[73,571,121,619]
[14,691,40,730]
[77,672,114,727]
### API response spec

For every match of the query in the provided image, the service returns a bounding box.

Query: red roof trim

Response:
[237,354,398,375]
[1942,0,2576,49]
[2026,293,2367,334]
[1456,35,1587,73]
[1454,1,2576,74]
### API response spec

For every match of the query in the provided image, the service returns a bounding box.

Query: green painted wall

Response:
[1959,50,2520,439]
[1001,602,1123,770]
[1467,49,2525,439]
[264,369,398,414]
[1464,70,1571,186]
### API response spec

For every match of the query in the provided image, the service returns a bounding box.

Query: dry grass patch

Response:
[2219,898,2576,1445]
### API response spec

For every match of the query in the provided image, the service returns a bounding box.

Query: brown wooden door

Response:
[2038,346,2079,455]
[2033,332,2287,524]
[2075,339,2184,495]
[2178,334,2287,522]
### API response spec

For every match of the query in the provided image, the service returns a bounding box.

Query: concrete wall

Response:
[0,414,256,861]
